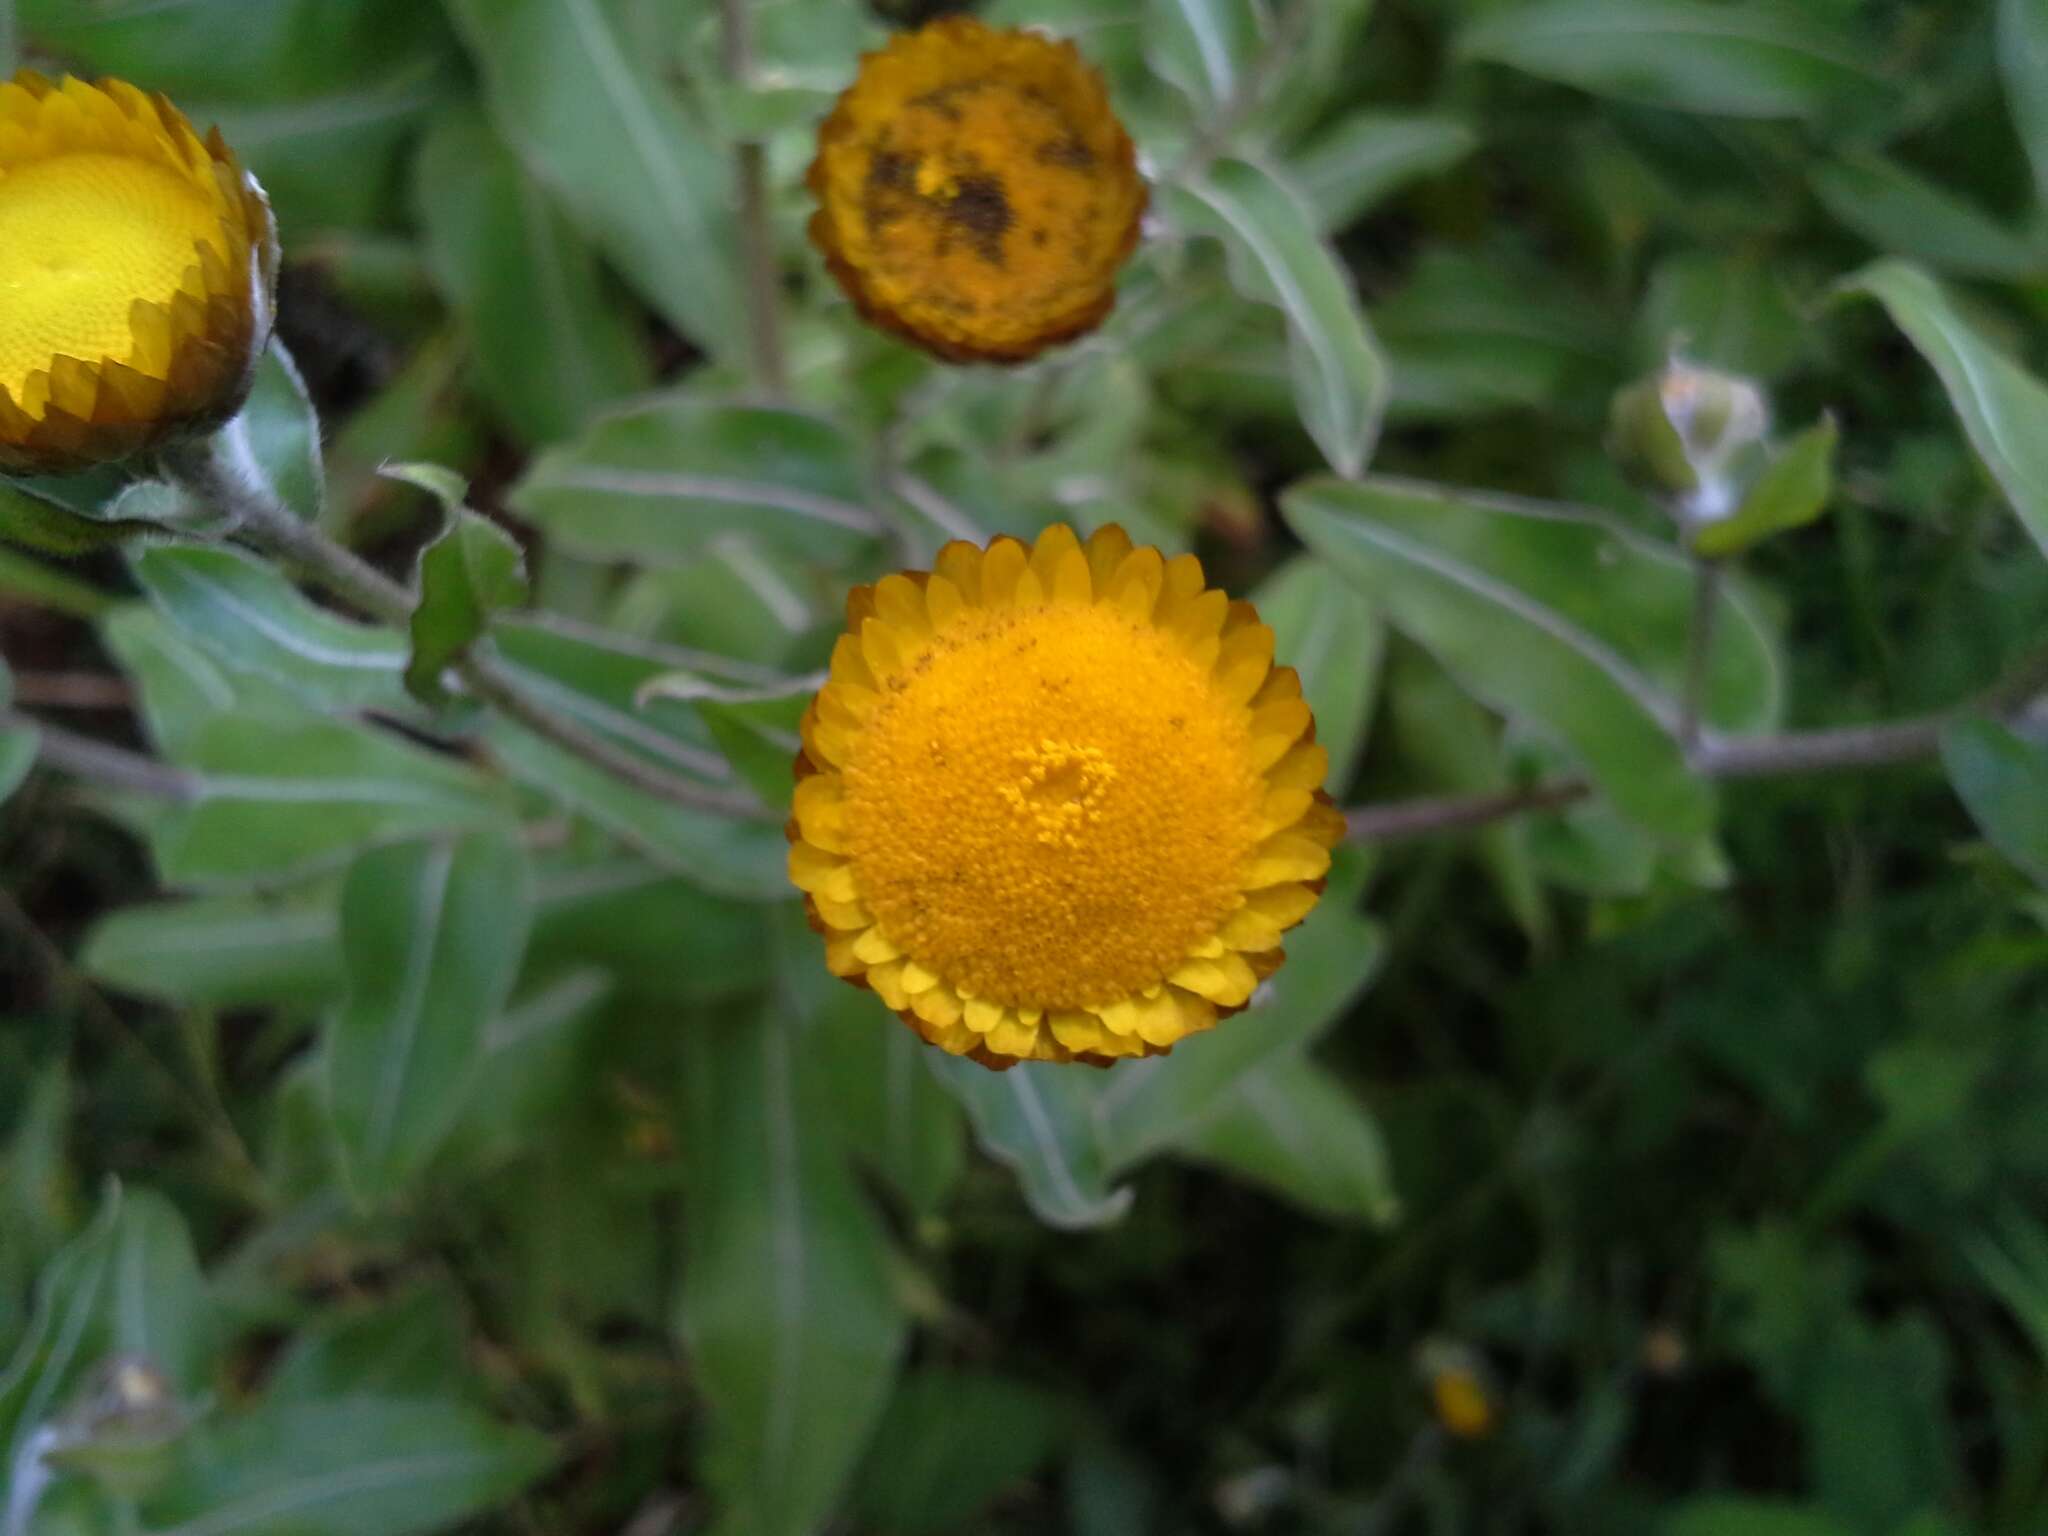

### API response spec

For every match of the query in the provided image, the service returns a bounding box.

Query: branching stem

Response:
[157,437,767,819]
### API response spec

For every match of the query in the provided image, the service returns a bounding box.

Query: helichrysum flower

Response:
[0,72,278,475]
[788,525,1343,1069]
[808,17,1145,364]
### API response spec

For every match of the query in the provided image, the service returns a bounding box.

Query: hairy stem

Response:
[1347,639,2048,845]
[721,0,789,402]
[160,437,766,819]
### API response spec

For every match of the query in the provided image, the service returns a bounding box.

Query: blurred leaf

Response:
[1663,1503,1851,1536]
[0,723,36,807]
[404,501,531,705]
[1808,1320,1957,1534]
[129,544,410,713]
[929,1057,1130,1230]
[1144,0,1265,114]
[325,832,533,1204]
[1096,852,1380,1167]
[447,0,741,357]
[142,1397,552,1536]
[0,1184,213,1467]
[0,545,117,619]
[0,479,163,556]
[414,105,650,443]
[1458,0,1891,123]
[1842,259,2048,560]
[81,891,344,1010]
[677,967,908,1536]
[201,66,450,235]
[1693,416,1838,558]
[1376,246,1611,420]
[100,605,244,758]
[640,672,816,805]
[1170,157,1390,477]
[2001,0,2048,209]
[18,0,451,99]
[265,1287,471,1404]
[445,968,613,1165]
[510,397,883,567]
[1635,250,1805,381]
[1811,155,2043,281]
[1968,1205,2048,1364]
[151,712,507,885]
[1253,555,1384,791]
[1290,111,1480,233]
[1175,1054,1400,1225]
[526,854,773,1000]
[1287,477,1782,836]
[1940,717,2048,889]
[854,1368,1069,1536]
[814,1000,967,1220]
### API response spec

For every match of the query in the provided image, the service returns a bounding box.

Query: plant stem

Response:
[1677,558,1721,748]
[1346,639,2048,845]
[2,710,201,800]
[721,0,789,403]
[160,437,767,820]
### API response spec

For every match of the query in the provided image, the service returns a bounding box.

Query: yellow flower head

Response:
[0,72,279,475]
[807,17,1146,364]
[788,525,1343,1069]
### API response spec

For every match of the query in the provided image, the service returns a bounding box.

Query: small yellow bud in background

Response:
[1416,1338,1498,1441]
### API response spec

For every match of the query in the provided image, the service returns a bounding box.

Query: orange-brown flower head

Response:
[808,17,1146,364]
[788,525,1343,1069]
[0,73,278,475]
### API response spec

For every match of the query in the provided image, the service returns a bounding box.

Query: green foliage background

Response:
[2,0,2048,1533]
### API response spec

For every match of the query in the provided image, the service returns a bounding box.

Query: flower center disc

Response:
[0,152,216,401]
[843,600,1265,1012]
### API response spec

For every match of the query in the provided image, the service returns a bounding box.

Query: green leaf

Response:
[527,854,771,1000]
[264,1287,471,1405]
[442,968,613,1166]
[17,0,452,100]
[1170,158,1390,477]
[0,722,36,807]
[1375,246,1609,421]
[677,961,908,1536]
[928,1057,1131,1230]
[446,0,741,357]
[1174,1055,1400,1225]
[129,544,411,713]
[1840,260,2048,560]
[1285,477,1782,836]
[142,1397,553,1536]
[325,832,533,1204]
[854,1369,1069,1536]
[81,891,344,1010]
[1635,250,1805,382]
[1095,853,1381,1167]
[1458,0,1892,123]
[414,105,649,444]
[0,545,117,619]
[1663,1500,1852,1536]
[640,672,816,805]
[1692,416,1838,558]
[1808,1321,1957,1533]
[0,1184,214,1469]
[486,724,787,900]
[1940,718,2048,889]
[1811,155,2044,282]
[1144,0,1265,113]
[405,501,530,705]
[151,713,508,885]
[1290,111,1480,233]
[0,479,164,556]
[1253,556,1384,793]
[508,397,883,567]
[2001,0,2048,209]
[786,935,965,1219]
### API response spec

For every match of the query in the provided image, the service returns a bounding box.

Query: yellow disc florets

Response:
[0,72,278,475]
[788,525,1343,1069]
[807,17,1147,364]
